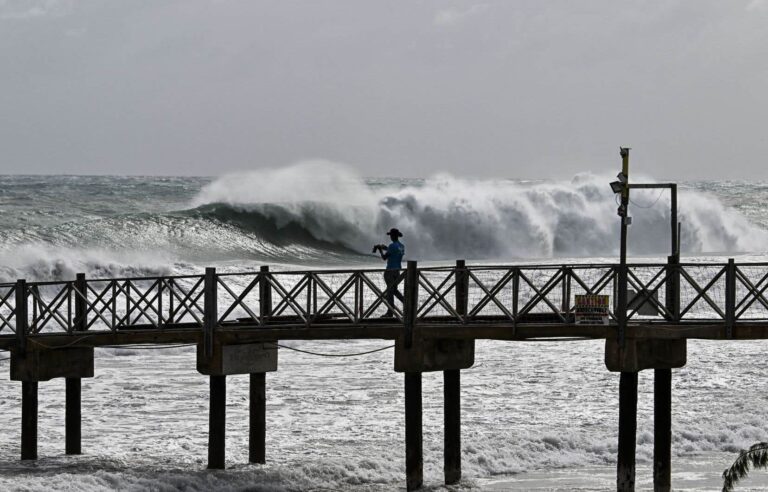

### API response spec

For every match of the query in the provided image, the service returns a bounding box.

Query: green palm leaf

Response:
[723,442,768,492]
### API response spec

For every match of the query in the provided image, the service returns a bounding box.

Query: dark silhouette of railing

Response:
[3,260,768,341]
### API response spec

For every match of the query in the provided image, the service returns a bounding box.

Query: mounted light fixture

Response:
[610,180,623,193]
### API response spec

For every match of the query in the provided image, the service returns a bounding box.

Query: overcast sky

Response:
[1,0,767,179]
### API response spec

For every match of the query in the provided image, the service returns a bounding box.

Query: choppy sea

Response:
[2,163,768,490]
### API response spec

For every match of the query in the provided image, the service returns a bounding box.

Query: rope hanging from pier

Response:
[19,336,395,358]
[269,343,395,358]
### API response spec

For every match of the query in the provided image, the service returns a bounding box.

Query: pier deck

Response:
[2,259,767,491]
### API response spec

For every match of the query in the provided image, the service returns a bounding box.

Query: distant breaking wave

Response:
[191,160,768,260]
[1,161,766,282]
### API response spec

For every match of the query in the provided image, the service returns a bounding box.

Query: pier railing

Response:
[3,261,768,337]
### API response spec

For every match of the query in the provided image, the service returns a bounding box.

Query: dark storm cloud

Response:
[1,0,766,178]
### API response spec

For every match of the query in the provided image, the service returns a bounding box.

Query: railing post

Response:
[16,279,27,354]
[69,272,86,456]
[616,261,636,491]
[404,261,418,349]
[512,268,519,320]
[259,266,272,321]
[455,260,468,319]
[251,265,271,465]
[617,264,628,347]
[403,260,422,490]
[665,256,680,322]
[561,267,571,318]
[203,267,217,358]
[75,273,87,332]
[443,259,467,486]
[356,273,363,322]
[725,259,735,339]
[655,255,679,492]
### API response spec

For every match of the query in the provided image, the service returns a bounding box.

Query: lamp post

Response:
[609,148,680,492]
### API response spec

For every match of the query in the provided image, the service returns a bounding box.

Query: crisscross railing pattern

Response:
[5,260,768,339]
[0,283,17,334]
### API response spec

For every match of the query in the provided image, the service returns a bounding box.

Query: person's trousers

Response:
[383,269,405,313]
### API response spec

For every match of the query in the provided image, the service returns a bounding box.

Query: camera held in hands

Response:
[372,244,387,253]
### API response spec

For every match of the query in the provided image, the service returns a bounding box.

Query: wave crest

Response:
[192,162,768,260]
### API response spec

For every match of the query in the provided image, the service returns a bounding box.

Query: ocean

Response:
[2,162,768,491]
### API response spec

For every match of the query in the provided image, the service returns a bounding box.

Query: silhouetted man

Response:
[374,228,405,317]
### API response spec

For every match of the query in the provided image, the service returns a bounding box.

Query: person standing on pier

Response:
[374,228,405,317]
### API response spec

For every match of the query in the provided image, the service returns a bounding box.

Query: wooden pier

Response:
[3,258,768,491]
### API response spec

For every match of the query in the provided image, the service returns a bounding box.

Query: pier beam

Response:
[444,369,461,485]
[617,371,638,492]
[249,372,266,464]
[654,368,672,492]
[21,381,38,460]
[405,372,423,491]
[65,377,82,455]
[208,375,226,469]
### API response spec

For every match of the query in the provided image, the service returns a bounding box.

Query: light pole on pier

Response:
[609,148,680,492]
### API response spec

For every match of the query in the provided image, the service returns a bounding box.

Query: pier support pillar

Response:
[208,375,226,469]
[249,372,266,464]
[11,347,93,460]
[21,381,38,460]
[444,369,461,485]
[65,377,82,455]
[199,341,277,468]
[654,368,672,492]
[617,371,638,491]
[605,338,686,373]
[405,372,423,491]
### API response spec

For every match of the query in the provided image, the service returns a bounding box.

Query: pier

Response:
[2,259,768,490]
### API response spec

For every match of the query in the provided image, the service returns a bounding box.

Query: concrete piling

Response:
[617,371,638,491]
[208,375,226,469]
[21,380,38,460]
[65,377,82,455]
[405,372,423,491]
[444,369,461,485]
[250,372,266,464]
[654,368,672,492]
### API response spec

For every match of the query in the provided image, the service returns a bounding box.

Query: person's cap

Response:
[386,228,403,237]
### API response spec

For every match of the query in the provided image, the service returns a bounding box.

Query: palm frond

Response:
[722,442,768,492]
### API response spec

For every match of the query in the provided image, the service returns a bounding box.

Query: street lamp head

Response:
[610,181,623,194]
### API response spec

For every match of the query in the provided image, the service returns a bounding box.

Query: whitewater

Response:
[2,162,768,490]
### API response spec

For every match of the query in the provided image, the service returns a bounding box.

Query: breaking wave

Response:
[2,161,767,282]
[191,161,768,260]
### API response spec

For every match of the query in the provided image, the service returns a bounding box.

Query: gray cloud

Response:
[0,1,766,179]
